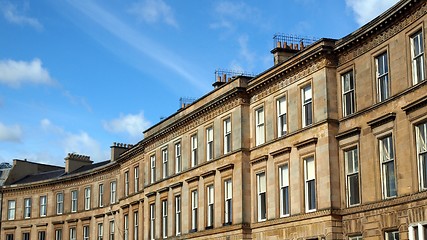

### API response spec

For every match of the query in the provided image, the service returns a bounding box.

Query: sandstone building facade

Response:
[1,0,426,239]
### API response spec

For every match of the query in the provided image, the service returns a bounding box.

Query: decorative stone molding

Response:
[295,137,318,150]
[250,155,268,165]
[250,57,334,104]
[402,94,427,113]
[217,164,234,172]
[36,223,48,227]
[21,225,33,228]
[157,187,169,194]
[144,89,248,151]
[337,1,426,65]
[169,182,183,189]
[3,226,17,230]
[185,176,200,183]
[367,113,396,128]
[145,191,156,198]
[94,214,105,219]
[200,170,216,178]
[336,127,361,140]
[270,147,292,157]
[66,219,78,223]
[80,216,91,221]
[120,204,130,209]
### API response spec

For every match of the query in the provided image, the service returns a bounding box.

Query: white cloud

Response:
[0,122,22,142]
[103,112,150,138]
[1,1,43,30]
[40,119,108,162]
[0,58,54,87]
[128,0,178,28]
[345,0,399,26]
[63,91,92,112]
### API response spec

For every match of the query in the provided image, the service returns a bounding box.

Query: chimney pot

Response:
[276,41,281,48]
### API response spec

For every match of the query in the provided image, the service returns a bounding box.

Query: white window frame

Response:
[40,195,47,217]
[24,198,31,219]
[98,223,103,240]
[380,135,397,198]
[124,171,129,196]
[408,222,427,240]
[224,118,232,154]
[7,200,15,220]
[175,142,181,173]
[416,122,427,191]
[385,230,399,240]
[98,184,104,207]
[191,190,198,231]
[224,179,232,225]
[84,187,91,210]
[71,190,78,212]
[342,70,355,116]
[83,225,89,240]
[345,147,360,206]
[133,211,139,240]
[376,52,390,102]
[134,166,139,193]
[150,155,156,183]
[55,229,62,240]
[162,148,168,178]
[207,127,214,161]
[257,172,266,222]
[277,96,287,137]
[349,236,362,240]
[411,31,425,84]
[124,214,129,240]
[279,164,289,217]
[175,196,181,236]
[302,84,313,127]
[149,204,155,240]
[191,134,198,167]
[56,192,64,215]
[69,228,76,240]
[110,181,117,204]
[109,221,115,240]
[255,107,265,146]
[207,185,214,228]
[304,156,316,212]
[162,200,168,239]
[38,231,46,240]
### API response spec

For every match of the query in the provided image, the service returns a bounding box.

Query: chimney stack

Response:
[212,73,227,89]
[271,40,300,65]
[65,153,92,173]
[111,142,133,162]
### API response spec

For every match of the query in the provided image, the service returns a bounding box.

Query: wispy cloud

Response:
[63,91,92,112]
[66,1,208,93]
[0,122,22,142]
[0,58,54,87]
[128,0,178,28]
[103,112,150,139]
[345,0,398,26]
[0,1,43,30]
[210,1,263,31]
[40,118,108,162]
[229,35,258,73]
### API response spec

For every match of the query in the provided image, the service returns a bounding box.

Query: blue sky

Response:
[0,0,399,166]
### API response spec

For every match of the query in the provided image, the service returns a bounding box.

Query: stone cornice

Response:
[143,87,248,151]
[337,0,426,65]
[295,137,318,150]
[250,155,268,165]
[367,112,396,128]
[200,170,216,178]
[249,50,336,104]
[270,147,291,157]
[336,127,361,141]
[217,164,234,172]
[94,214,105,219]
[80,216,91,221]
[402,94,427,113]
[157,187,169,194]
[185,176,200,183]
[169,182,183,189]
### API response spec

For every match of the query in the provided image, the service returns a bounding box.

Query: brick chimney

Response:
[65,153,92,173]
[212,73,227,89]
[111,142,133,162]
[271,41,301,65]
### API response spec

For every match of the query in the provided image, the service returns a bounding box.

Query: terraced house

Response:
[1,0,426,239]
